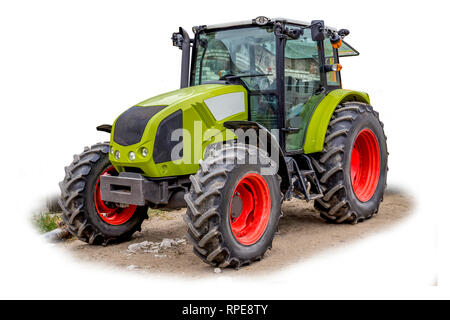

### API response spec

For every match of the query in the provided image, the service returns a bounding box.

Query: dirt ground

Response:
[58,187,413,277]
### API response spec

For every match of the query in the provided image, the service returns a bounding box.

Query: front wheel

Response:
[311,102,388,224]
[59,142,148,245]
[184,144,281,268]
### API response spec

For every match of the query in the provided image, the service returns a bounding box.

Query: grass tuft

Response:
[33,212,62,233]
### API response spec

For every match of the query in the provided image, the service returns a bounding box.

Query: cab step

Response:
[285,155,323,202]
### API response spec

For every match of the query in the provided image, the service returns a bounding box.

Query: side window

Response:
[338,41,359,57]
[324,36,340,87]
[284,28,321,151]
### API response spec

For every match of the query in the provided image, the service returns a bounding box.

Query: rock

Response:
[175,238,187,245]
[150,244,160,250]
[128,238,185,254]
[154,254,168,258]
[127,241,150,253]
[214,268,222,273]
[127,265,138,270]
[160,238,176,249]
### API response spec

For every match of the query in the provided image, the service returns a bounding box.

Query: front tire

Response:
[184,144,281,268]
[58,142,147,245]
[311,102,388,224]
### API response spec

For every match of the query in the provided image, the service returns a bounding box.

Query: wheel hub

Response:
[94,166,138,225]
[350,129,381,202]
[230,193,243,219]
[229,173,271,245]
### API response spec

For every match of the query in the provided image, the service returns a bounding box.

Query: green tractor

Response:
[59,17,387,268]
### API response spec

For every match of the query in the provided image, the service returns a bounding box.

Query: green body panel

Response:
[303,89,370,154]
[285,92,326,152]
[109,84,247,177]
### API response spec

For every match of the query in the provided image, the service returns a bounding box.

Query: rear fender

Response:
[303,89,371,154]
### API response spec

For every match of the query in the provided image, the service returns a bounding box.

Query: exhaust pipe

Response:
[173,27,191,89]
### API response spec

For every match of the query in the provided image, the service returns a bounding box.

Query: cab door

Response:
[283,28,347,153]
[283,27,323,152]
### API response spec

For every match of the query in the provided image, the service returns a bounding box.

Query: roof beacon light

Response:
[253,16,270,26]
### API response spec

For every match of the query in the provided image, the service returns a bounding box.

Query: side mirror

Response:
[338,29,350,38]
[311,20,325,42]
[171,32,184,49]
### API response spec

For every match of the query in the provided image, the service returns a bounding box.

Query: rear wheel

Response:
[59,142,147,245]
[184,143,281,268]
[311,102,388,223]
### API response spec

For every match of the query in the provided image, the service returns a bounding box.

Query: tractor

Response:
[59,17,388,268]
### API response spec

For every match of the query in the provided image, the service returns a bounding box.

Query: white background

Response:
[0,0,449,299]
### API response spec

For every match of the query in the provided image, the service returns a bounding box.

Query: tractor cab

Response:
[173,17,359,153]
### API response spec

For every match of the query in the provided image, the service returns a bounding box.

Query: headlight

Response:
[114,150,120,160]
[141,147,148,157]
[129,151,136,161]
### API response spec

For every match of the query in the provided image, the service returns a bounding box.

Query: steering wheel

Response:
[257,77,271,90]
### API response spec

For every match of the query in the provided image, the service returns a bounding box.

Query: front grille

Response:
[113,106,167,146]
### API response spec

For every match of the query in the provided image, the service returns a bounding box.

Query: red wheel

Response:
[60,143,147,245]
[229,173,271,245]
[350,129,381,202]
[184,143,281,267]
[312,103,387,223]
[94,166,137,225]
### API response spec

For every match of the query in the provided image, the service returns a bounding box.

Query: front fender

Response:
[303,89,371,154]
[223,121,291,193]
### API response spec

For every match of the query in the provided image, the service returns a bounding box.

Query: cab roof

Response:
[203,17,337,32]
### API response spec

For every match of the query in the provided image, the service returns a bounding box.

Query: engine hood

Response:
[109,84,248,178]
[136,84,237,107]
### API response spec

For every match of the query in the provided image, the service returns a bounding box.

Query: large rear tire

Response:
[311,102,388,224]
[184,143,282,268]
[58,142,148,245]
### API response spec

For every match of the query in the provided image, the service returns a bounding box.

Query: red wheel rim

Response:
[229,173,271,245]
[94,166,137,225]
[350,129,381,202]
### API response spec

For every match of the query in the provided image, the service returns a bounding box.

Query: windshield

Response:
[192,26,277,91]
